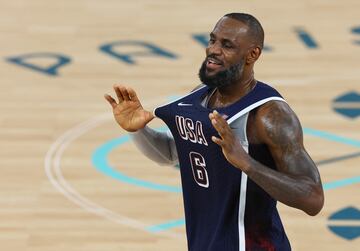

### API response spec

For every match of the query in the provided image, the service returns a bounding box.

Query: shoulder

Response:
[252,100,303,147]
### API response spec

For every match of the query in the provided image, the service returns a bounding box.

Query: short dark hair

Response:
[224,13,264,49]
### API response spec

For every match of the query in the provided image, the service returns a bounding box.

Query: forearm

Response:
[130,126,178,166]
[245,159,324,216]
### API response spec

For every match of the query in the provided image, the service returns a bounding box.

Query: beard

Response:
[198,59,244,89]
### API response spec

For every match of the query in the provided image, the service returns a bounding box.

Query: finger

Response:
[104,94,118,109]
[210,111,226,133]
[211,117,226,137]
[211,136,225,147]
[123,87,133,101]
[119,86,130,101]
[127,87,140,102]
[221,114,229,120]
[213,110,228,124]
[211,111,232,139]
[113,85,124,102]
[209,110,227,124]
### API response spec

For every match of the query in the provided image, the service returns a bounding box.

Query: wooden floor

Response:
[0,0,359,250]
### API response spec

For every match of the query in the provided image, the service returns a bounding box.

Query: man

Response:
[105,13,324,251]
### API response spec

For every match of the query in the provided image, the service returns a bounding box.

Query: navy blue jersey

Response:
[154,82,291,251]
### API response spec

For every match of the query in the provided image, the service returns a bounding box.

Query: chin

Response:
[205,68,220,77]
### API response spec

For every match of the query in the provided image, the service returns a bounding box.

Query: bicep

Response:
[257,101,321,183]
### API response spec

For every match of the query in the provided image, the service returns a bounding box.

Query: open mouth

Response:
[206,57,223,70]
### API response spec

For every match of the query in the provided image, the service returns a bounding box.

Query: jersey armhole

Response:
[227,97,286,124]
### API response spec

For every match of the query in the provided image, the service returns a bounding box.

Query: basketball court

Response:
[0,0,359,250]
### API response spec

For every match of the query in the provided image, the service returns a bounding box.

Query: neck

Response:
[213,71,257,106]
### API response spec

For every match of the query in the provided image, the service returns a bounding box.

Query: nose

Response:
[206,41,221,56]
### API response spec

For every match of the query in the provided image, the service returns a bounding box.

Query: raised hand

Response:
[209,110,251,172]
[104,85,154,132]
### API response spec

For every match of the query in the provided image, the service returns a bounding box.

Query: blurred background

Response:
[0,0,359,250]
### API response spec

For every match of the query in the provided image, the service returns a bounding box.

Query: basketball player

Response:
[105,13,324,251]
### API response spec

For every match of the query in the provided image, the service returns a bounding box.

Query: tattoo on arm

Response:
[246,101,324,215]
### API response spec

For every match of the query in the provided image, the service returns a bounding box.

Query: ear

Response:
[246,46,262,64]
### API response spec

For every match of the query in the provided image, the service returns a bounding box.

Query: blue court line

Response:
[323,176,360,191]
[146,218,186,233]
[303,127,360,148]
[92,127,360,232]
[91,134,181,193]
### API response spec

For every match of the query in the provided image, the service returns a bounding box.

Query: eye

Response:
[223,42,233,49]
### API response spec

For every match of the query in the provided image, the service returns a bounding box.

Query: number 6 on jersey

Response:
[189,152,209,188]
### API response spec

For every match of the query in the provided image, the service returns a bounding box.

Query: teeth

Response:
[208,59,218,64]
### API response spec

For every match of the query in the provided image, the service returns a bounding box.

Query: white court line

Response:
[44,97,184,239]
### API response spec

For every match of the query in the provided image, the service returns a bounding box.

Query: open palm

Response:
[104,85,154,132]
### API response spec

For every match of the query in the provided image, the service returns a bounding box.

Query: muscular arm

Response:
[246,101,324,215]
[209,102,324,216]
